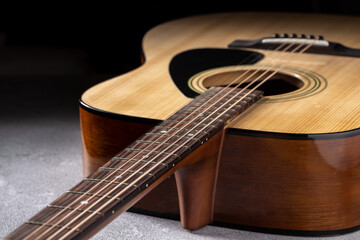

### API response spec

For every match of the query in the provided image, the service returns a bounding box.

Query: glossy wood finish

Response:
[175,130,225,230]
[79,107,155,177]
[214,131,360,232]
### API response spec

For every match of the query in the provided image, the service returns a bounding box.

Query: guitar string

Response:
[23,43,272,240]
[48,38,315,239]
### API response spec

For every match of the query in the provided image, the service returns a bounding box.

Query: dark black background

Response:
[1,1,359,76]
[0,1,359,121]
[1,3,359,238]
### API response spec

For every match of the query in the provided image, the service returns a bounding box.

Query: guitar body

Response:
[80,12,360,235]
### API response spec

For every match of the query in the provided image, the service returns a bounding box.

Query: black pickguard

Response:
[168,48,263,98]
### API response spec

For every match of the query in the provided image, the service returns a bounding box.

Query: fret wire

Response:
[133,138,192,152]
[141,132,207,152]
[47,204,105,217]
[83,177,139,189]
[102,158,168,182]
[69,179,108,196]
[186,100,242,109]
[167,113,226,125]
[99,162,160,178]
[135,139,189,150]
[160,121,218,134]
[66,190,123,201]
[152,126,213,141]
[119,149,179,163]
[51,187,93,208]
[79,175,146,201]
[80,178,148,207]
[120,151,180,171]
[145,131,202,141]
[125,147,181,157]
[136,134,199,151]
[176,108,233,118]
[67,180,127,204]
[158,118,209,129]
[84,170,152,194]
[138,131,200,144]
[127,137,193,153]
[99,166,156,178]
[154,124,197,133]
[111,156,169,167]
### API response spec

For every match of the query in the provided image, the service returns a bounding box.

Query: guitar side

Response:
[79,103,360,235]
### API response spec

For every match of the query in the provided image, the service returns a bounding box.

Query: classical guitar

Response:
[6,12,360,239]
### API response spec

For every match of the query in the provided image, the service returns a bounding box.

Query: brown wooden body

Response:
[80,106,360,235]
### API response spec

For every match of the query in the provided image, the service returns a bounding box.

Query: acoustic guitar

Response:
[6,12,360,239]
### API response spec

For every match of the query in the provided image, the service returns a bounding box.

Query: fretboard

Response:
[6,87,262,240]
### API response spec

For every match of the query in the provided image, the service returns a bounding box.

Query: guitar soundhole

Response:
[201,69,304,96]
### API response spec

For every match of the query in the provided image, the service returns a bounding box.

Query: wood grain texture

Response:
[81,12,360,134]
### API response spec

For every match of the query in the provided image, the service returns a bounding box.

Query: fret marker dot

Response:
[146,184,149,188]
[142,155,149,158]
[115,175,122,179]
[80,200,88,205]
[160,130,167,133]
[188,133,194,136]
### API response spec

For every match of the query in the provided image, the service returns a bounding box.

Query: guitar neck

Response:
[5,87,262,240]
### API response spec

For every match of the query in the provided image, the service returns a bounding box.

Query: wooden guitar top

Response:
[81,12,360,134]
